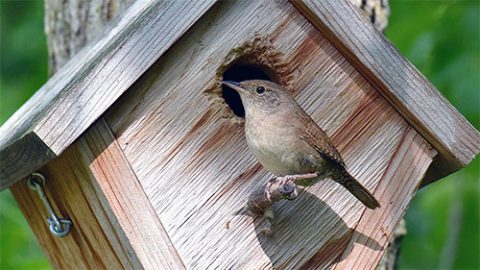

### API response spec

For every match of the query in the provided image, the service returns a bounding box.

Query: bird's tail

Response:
[335,171,380,209]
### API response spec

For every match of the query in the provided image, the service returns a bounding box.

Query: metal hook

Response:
[27,172,72,237]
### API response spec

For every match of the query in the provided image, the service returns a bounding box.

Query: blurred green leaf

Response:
[0,0,48,123]
[0,1,50,269]
[0,191,50,270]
[387,1,480,269]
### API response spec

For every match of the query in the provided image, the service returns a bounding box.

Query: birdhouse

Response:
[1,1,478,269]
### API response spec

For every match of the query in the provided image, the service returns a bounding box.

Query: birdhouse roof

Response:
[0,0,478,190]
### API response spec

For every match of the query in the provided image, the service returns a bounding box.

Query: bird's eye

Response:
[256,86,266,95]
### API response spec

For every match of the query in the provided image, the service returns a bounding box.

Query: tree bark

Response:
[376,219,407,270]
[348,0,390,32]
[45,0,134,75]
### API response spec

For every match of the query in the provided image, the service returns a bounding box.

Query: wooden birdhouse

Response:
[1,1,478,269]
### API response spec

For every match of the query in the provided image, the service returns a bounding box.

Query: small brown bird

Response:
[222,80,380,209]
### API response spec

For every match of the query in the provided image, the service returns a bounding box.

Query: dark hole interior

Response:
[222,64,272,118]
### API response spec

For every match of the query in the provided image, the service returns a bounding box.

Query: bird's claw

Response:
[278,181,298,200]
[247,173,317,236]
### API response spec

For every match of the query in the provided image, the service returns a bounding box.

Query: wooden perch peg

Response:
[247,173,318,235]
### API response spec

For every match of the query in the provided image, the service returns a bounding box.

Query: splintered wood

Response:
[104,1,436,269]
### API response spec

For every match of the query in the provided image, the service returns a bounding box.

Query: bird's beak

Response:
[221,81,247,94]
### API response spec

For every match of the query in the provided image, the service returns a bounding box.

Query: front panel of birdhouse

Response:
[10,1,438,269]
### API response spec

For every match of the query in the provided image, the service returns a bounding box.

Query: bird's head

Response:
[221,79,293,116]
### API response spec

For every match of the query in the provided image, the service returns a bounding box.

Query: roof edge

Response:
[0,132,57,191]
[291,0,480,184]
[0,0,218,189]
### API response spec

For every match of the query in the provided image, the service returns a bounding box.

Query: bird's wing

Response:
[296,110,346,168]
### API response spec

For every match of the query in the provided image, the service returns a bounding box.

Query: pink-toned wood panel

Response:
[333,128,436,270]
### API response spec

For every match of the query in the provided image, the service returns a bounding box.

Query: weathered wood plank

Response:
[333,128,437,269]
[291,0,480,183]
[105,1,434,268]
[0,133,56,189]
[0,0,217,190]
[10,137,140,269]
[78,119,186,269]
[11,118,186,269]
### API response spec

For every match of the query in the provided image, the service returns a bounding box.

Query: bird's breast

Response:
[245,117,312,176]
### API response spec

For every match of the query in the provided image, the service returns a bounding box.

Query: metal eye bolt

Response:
[27,172,72,237]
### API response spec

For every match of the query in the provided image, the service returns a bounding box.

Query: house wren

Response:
[222,80,380,209]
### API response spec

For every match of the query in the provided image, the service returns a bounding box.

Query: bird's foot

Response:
[247,174,317,236]
[266,176,299,201]
[247,177,299,215]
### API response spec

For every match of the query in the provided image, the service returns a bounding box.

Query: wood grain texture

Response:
[45,0,135,75]
[333,128,437,269]
[104,1,436,268]
[0,133,56,190]
[1,0,133,191]
[11,119,185,269]
[0,0,217,190]
[291,0,480,184]
[10,1,186,267]
[79,119,186,269]
[10,136,141,269]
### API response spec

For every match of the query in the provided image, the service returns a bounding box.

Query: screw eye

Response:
[256,86,266,95]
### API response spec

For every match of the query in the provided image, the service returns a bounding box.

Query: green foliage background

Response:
[0,1,50,269]
[0,1,478,269]
[386,1,479,269]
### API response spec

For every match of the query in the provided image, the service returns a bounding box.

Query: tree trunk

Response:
[45,0,134,75]
[376,219,407,270]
